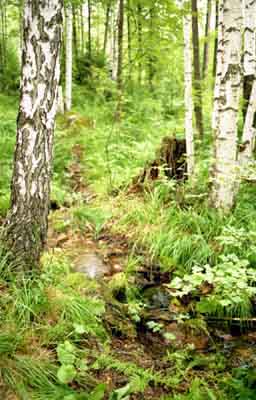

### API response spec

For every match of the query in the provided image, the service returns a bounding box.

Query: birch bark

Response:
[191,0,204,138]
[242,0,256,119]
[211,0,243,211]
[65,3,72,111]
[212,0,223,131]
[183,14,194,177]
[3,0,63,268]
[239,0,256,166]
[202,0,212,79]
[116,0,124,120]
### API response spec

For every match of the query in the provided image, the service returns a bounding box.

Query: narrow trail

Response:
[46,143,256,398]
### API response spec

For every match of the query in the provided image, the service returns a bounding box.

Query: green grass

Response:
[1,86,256,398]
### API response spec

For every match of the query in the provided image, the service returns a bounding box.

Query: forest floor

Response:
[1,91,256,399]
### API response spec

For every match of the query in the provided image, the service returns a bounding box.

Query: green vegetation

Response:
[1,83,256,398]
[1,0,256,398]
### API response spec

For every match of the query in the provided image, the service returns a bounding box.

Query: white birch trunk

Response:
[3,0,63,268]
[183,14,194,177]
[239,79,256,166]
[212,0,223,131]
[211,0,243,211]
[57,85,64,114]
[239,0,256,165]
[65,3,73,111]
[243,0,256,77]
[111,5,118,81]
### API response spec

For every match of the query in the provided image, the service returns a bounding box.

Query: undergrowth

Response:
[1,89,256,399]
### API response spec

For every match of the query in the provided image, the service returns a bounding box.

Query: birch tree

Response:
[242,0,256,119]
[3,0,63,268]
[103,0,111,55]
[202,0,212,79]
[211,0,243,211]
[65,2,72,111]
[191,0,204,137]
[183,14,194,176]
[239,0,256,166]
[116,0,124,120]
[212,0,223,131]
[212,0,219,79]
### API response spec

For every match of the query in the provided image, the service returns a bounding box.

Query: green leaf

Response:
[109,384,131,400]
[57,341,76,365]
[74,323,86,334]
[57,364,77,384]
[87,384,106,400]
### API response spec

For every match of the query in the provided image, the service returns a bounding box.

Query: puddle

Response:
[74,251,110,279]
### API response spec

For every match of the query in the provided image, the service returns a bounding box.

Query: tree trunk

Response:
[210,0,243,212]
[116,0,124,120]
[239,0,256,166]
[127,0,132,80]
[137,2,142,85]
[148,6,155,91]
[212,0,219,79]
[239,80,256,167]
[58,85,64,115]
[0,1,4,74]
[88,0,92,59]
[72,4,78,66]
[183,14,194,177]
[0,0,6,75]
[80,5,85,55]
[191,0,204,137]
[111,4,117,80]
[212,0,223,131]
[242,0,256,121]
[65,3,72,111]
[18,0,24,64]
[103,1,111,55]
[3,0,63,269]
[202,0,212,79]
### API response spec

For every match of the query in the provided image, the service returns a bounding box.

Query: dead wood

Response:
[133,136,187,188]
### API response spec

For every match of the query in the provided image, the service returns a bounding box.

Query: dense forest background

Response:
[1,0,256,399]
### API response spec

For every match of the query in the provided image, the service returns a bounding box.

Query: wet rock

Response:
[143,286,170,309]
[74,252,110,279]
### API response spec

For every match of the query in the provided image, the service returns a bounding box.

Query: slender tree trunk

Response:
[80,5,85,55]
[202,0,212,79]
[0,0,6,74]
[210,0,243,212]
[242,0,256,120]
[65,3,72,111]
[116,0,124,120]
[191,0,204,137]
[88,0,92,59]
[137,2,142,85]
[3,0,63,269]
[183,14,194,177]
[3,0,7,68]
[72,4,78,66]
[0,1,4,74]
[18,0,24,64]
[212,0,223,131]
[103,1,111,55]
[239,0,256,165]
[239,80,256,166]
[212,0,219,79]
[148,6,155,91]
[127,0,132,80]
[111,4,118,80]
[58,85,64,114]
